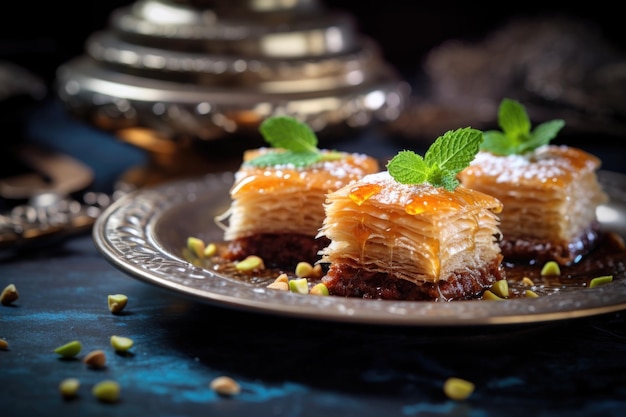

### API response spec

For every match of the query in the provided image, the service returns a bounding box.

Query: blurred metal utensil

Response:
[0,146,129,249]
[55,0,410,145]
[0,145,94,200]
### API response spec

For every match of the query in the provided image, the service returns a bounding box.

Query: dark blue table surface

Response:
[2,99,626,417]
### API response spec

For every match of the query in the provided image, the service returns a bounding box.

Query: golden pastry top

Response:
[340,171,503,215]
[459,145,602,188]
[230,148,380,195]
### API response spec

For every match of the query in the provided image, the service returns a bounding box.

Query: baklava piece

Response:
[457,98,608,265]
[458,145,608,265]
[318,128,506,301]
[215,117,380,268]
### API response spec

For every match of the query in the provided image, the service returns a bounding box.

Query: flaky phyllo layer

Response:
[458,145,608,264]
[317,171,504,285]
[215,148,380,240]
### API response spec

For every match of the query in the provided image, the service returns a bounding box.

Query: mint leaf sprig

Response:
[387,127,483,191]
[245,116,342,168]
[481,98,565,156]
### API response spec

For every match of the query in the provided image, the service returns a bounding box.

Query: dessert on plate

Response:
[215,116,380,268]
[458,98,609,265]
[317,127,506,301]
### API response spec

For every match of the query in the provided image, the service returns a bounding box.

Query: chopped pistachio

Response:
[312,264,323,279]
[210,376,241,396]
[267,274,289,291]
[490,280,509,298]
[0,338,8,350]
[203,242,217,257]
[295,262,314,278]
[482,290,504,300]
[309,283,329,296]
[274,274,289,284]
[107,294,128,314]
[589,275,613,288]
[235,255,265,273]
[288,278,309,294]
[92,380,120,403]
[186,236,206,258]
[84,350,107,368]
[59,378,80,399]
[54,340,82,358]
[524,290,539,298]
[267,281,289,291]
[1,283,19,306]
[540,261,561,276]
[443,377,475,400]
[110,335,134,352]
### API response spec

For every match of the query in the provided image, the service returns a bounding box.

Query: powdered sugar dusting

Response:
[343,171,501,211]
[234,148,380,192]
[464,146,601,186]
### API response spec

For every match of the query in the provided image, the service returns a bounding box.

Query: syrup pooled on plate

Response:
[182,230,626,301]
[502,232,626,298]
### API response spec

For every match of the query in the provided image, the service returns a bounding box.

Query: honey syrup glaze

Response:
[187,230,626,301]
[502,231,626,298]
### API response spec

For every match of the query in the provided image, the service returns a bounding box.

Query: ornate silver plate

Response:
[93,170,626,326]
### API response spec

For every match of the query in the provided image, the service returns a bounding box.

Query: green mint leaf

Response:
[517,119,566,153]
[498,98,531,138]
[387,127,483,190]
[387,150,429,184]
[245,151,321,168]
[441,171,460,191]
[258,116,319,153]
[481,98,565,155]
[245,116,325,168]
[482,131,516,155]
[319,150,345,162]
[424,127,483,174]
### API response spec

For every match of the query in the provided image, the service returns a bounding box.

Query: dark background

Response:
[1,1,624,178]
[2,1,623,88]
